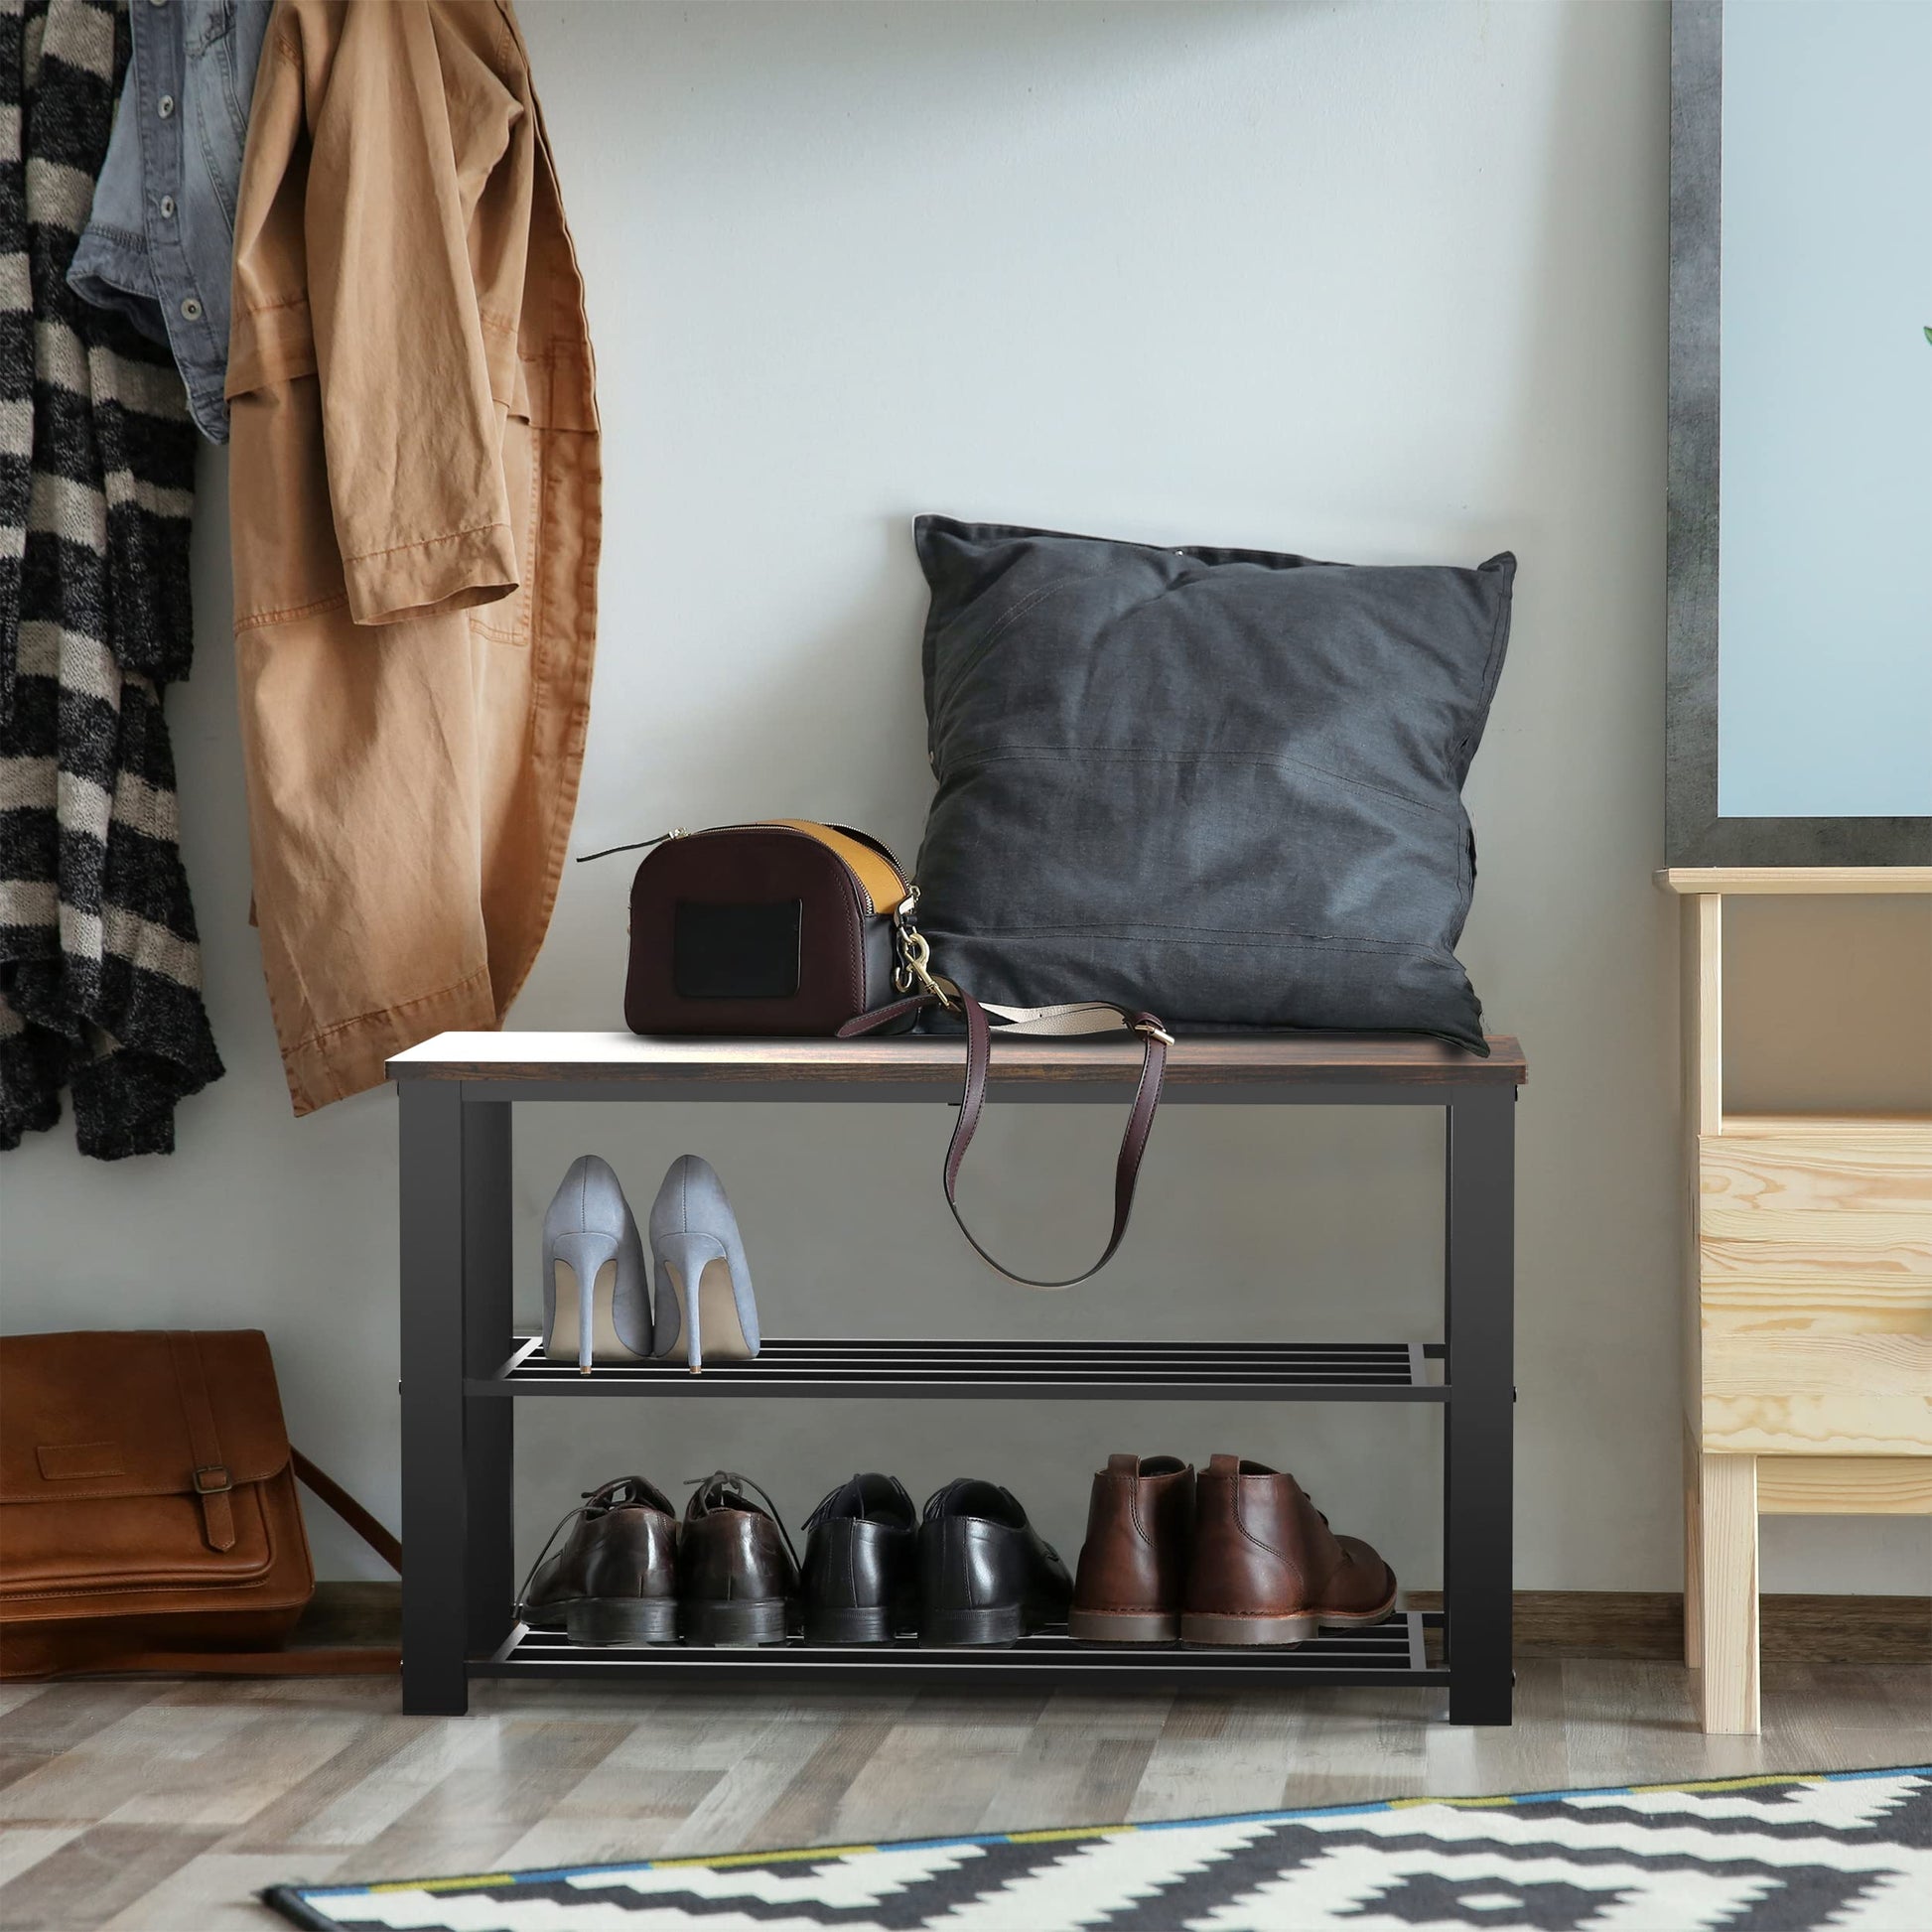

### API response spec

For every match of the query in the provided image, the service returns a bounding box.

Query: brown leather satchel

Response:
[0,1329,400,1680]
[591,819,1171,1289]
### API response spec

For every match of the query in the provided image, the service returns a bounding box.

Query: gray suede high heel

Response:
[542,1156,650,1373]
[649,1155,759,1373]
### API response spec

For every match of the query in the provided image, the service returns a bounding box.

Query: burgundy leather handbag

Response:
[585,820,1170,1287]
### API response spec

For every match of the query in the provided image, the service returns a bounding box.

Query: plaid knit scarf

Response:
[0,0,220,1158]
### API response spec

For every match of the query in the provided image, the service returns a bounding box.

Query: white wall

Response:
[5,0,1928,1597]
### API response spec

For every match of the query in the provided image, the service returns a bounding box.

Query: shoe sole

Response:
[563,1596,678,1646]
[1068,1607,1179,1645]
[920,1603,1025,1647]
[1179,1588,1399,1649]
[804,1603,901,1645]
[683,1596,789,1646]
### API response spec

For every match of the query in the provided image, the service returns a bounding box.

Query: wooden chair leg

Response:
[1696,1450,1759,1734]
[1682,1425,1702,1669]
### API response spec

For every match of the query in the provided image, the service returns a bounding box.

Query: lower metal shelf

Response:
[476,1611,1444,1689]
[476,1335,1446,1401]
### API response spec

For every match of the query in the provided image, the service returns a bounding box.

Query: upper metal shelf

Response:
[473,1334,1448,1402]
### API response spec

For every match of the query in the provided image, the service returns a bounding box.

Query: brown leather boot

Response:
[518,1475,680,1645]
[1069,1453,1194,1643]
[1180,1455,1396,1646]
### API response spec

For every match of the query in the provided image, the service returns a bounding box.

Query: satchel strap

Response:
[841,991,1170,1289]
[292,1449,402,1573]
[166,1332,237,1553]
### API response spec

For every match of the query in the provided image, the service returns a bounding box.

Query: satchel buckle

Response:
[192,1464,232,1495]
[1133,1018,1175,1047]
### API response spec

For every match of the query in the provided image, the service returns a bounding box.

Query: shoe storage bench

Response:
[388,1030,1525,1723]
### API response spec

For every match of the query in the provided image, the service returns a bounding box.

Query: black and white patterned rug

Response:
[261,1764,1930,1931]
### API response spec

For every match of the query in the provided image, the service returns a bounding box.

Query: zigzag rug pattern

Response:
[262,1764,1931,1932]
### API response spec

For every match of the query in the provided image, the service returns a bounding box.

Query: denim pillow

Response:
[911,516,1514,1052]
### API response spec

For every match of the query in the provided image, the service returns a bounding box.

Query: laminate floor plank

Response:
[349,1715,631,1879]
[0,1691,264,1825]
[1787,1663,1932,1739]
[829,1688,1051,1846]
[1265,1687,1439,1811]
[0,1824,85,1888]
[221,1713,444,1853]
[493,1692,882,1870]
[108,1708,370,1831]
[745,1704,907,1850]
[0,1683,165,1797]
[96,1852,353,1932]
[972,1687,1173,1835]
[238,1707,510,1856]
[650,1704,886,1859]
[1137,1688,1441,1821]
[496,1767,728,1872]
[0,1821,221,1932]
[0,1663,1921,1927]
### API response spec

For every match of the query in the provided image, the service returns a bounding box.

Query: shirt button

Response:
[158,94,175,118]
[180,297,203,322]
[159,195,176,218]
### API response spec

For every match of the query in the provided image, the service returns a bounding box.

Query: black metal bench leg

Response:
[400,1080,471,1715]
[464,1097,515,1664]
[1446,1087,1515,1725]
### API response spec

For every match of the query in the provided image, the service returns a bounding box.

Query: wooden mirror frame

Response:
[1666,0,1931,867]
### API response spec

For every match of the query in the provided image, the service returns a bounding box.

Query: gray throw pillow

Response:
[911,516,1514,1052]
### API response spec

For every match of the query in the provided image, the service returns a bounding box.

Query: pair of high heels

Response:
[541,1154,759,1374]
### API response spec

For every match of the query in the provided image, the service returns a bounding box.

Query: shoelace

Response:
[685,1469,802,1573]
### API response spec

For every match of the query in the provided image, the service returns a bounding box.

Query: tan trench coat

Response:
[227,0,599,1114]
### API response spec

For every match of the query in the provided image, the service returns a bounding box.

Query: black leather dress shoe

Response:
[680,1471,800,1646]
[800,1472,918,1644]
[918,1477,1072,1646]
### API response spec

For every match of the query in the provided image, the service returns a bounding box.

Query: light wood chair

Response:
[1665,869,1932,1733]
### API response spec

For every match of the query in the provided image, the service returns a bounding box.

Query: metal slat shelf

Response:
[482,1612,1442,1689]
[477,1335,1446,1400]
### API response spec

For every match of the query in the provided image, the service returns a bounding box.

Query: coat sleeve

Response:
[299,0,527,627]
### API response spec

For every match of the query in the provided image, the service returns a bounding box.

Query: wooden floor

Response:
[0,1664,1926,1930]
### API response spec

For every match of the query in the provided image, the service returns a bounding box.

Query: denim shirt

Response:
[69,0,272,443]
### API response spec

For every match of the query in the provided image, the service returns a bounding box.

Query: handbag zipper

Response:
[579,821,902,924]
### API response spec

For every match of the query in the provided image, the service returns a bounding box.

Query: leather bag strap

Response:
[841,991,1169,1289]
[167,1331,236,1553]
[292,1449,402,1574]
